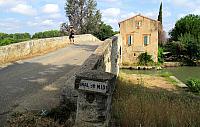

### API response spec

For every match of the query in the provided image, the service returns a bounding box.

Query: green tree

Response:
[170,14,200,41]
[64,0,102,34]
[32,30,62,39]
[94,22,115,41]
[0,32,31,46]
[158,2,162,24]
[167,14,200,65]
[178,33,200,64]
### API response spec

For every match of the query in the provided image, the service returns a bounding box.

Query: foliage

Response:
[178,33,200,63]
[138,52,153,66]
[169,14,200,41]
[186,79,200,93]
[158,47,164,63]
[60,23,70,36]
[32,30,65,39]
[164,41,185,60]
[93,22,116,41]
[0,32,31,46]
[112,73,200,127]
[165,15,200,64]
[158,2,162,24]
[64,0,102,35]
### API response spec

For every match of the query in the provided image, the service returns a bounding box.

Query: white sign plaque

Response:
[79,80,108,93]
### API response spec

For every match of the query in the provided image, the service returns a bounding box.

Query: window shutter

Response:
[144,36,150,45]
[144,36,148,45]
[128,35,132,46]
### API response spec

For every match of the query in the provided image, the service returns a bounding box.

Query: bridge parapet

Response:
[74,35,122,127]
[0,34,99,64]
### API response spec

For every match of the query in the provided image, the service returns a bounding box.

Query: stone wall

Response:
[74,34,122,127]
[163,62,183,67]
[0,34,99,64]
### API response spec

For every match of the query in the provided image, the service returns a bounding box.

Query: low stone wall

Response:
[74,35,122,127]
[0,34,99,64]
[163,62,183,67]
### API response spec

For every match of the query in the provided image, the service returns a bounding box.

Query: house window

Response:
[144,35,150,46]
[136,21,142,29]
[127,35,133,46]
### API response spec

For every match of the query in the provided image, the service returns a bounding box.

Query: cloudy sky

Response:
[0,0,199,34]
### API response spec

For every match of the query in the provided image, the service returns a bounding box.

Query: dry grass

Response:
[112,73,200,127]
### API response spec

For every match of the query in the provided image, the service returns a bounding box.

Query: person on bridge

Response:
[69,25,75,44]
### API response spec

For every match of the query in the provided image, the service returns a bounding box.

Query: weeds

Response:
[112,73,200,127]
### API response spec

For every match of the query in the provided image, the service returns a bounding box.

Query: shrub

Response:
[186,79,200,93]
[138,52,153,66]
[158,47,164,64]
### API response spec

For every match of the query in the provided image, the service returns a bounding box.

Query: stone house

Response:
[119,14,162,64]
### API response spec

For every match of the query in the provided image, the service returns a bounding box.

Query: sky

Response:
[0,0,200,34]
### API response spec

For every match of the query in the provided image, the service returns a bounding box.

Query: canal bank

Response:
[122,66,200,84]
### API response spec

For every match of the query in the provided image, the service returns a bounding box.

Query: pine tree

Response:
[158,2,162,24]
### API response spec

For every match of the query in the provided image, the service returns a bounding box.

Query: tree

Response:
[32,30,63,39]
[166,14,200,65]
[158,2,162,24]
[60,23,69,36]
[64,0,102,34]
[178,33,200,64]
[93,22,115,41]
[169,14,200,41]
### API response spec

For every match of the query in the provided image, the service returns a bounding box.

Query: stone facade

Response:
[119,14,162,64]
[0,34,99,64]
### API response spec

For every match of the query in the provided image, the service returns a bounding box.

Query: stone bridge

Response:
[0,34,122,126]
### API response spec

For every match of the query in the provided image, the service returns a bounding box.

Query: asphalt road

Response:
[0,41,101,126]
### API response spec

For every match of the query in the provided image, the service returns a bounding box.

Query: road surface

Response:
[0,41,101,126]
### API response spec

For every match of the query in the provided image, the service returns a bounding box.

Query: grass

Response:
[157,72,178,85]
[112,73,200,127]
[121,69,178,86]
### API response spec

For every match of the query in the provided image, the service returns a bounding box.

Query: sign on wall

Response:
[79,80,108,93]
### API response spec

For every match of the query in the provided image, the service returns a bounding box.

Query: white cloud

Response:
[0,0,22,5]
[192,9,200,15]
[171,0,200,8]
[102,17,118,24]
[49,13,62,19]
[119,12,137,21]
[102,8,121,17]
[28,19,54,27]
[178,8,200,19]
[10,4,37,16]
[42,20,54,26]
[0,18,21,32]
[42,4,60,14]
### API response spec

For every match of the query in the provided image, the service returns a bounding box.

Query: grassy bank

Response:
[112,73,200,127]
